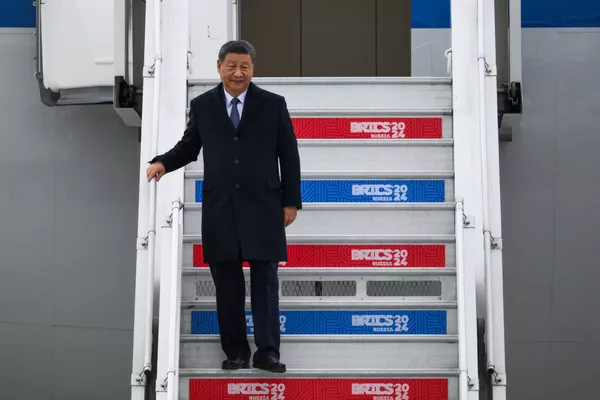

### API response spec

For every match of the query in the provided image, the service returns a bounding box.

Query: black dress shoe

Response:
[253,356,286,373]
[222,358,249,370]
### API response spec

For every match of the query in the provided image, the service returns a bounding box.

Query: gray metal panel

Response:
[50,105,139,330]
[505,341,553,399]
[0,322,53,400]
[497,28,600,400]
[0,32,138,400]
[52,327,134,400]
[183,203,455,236]
[180,339,458,369]
[411,29,452,78]
[499,29,560,343]
[550,29,600,343]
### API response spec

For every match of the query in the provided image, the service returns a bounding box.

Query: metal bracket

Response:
[137,236,148,250]
[491,237,503,250]
[187,50,193,74]
[492,372,507,386]
[479,56,497,76]
[462,213,475,229]
[144,56,162,78]
[156,377,168,392]
[164,200,184,227]
[143,64,155,78]
[444,48,453,76]
[467,375,479,390]
[491,372,506,386]
[131,372,147,387]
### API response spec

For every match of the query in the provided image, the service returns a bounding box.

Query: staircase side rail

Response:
[156,197,184,400]
[130,0,163,396]
[455,199,475,400]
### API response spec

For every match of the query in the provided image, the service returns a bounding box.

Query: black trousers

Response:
[209,259,280,362]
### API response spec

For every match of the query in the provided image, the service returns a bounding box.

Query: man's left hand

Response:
[283,206,297,227]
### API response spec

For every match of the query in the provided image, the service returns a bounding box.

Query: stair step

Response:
[188,76,453,112]
[186,140,454,173]
[179,340,458,370]
[181,299,457,310]
[182,273,456,303]
[180,367,459,378]
[288,117,453,139]
[179,372,458,400]
[185,176,454,205]
[180,334,459,343]
[180,308,457,335]
[184,203,455,211]
[183,203,455,237]
[182,267,457,277]
[185,171,455,179]
[183,234,456,244]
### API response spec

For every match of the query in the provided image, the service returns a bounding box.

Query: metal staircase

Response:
[173,77,468,400]
[129,1,509,399]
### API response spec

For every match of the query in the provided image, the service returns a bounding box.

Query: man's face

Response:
[217,53,253,96]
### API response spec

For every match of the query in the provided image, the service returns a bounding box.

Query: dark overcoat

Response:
[151,82,302,264]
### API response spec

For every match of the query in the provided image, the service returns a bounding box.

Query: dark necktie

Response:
[230,97,240,129]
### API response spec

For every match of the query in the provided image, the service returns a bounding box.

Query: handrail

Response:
[477,0,496,375]
[143,0,163,375]
[166,198,184,400]
[455,200,470,400]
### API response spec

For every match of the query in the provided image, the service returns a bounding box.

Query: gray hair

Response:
[218,40,257,64]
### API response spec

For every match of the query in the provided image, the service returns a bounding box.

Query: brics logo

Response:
[351,383,411,399]
[351,184,409,202]
[351,314,410,333]
[351,248,409,267]
[350,121,406,138]
[227,383,286,397]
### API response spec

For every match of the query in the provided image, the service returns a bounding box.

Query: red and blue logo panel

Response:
[300,179,445,203]
[189,378,449,400]
[195,179,445,203]
[193,244,446,268]
[190,310,447,335]
[291,117,443,139]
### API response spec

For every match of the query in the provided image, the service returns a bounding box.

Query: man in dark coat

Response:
[146,40,302,373]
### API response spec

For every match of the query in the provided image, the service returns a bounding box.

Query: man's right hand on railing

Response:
[146,161,166,182]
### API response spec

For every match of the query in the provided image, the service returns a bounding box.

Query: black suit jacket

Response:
[151,82,302,264]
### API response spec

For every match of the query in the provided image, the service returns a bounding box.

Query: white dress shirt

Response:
[224,87,247,118]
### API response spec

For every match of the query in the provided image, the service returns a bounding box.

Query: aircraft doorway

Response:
[239,0,412,77]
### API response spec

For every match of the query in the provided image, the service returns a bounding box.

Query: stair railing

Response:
[162,197,184,400]
[477,0,496,376]
[455,199,472,400]
[143,0,164,377]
